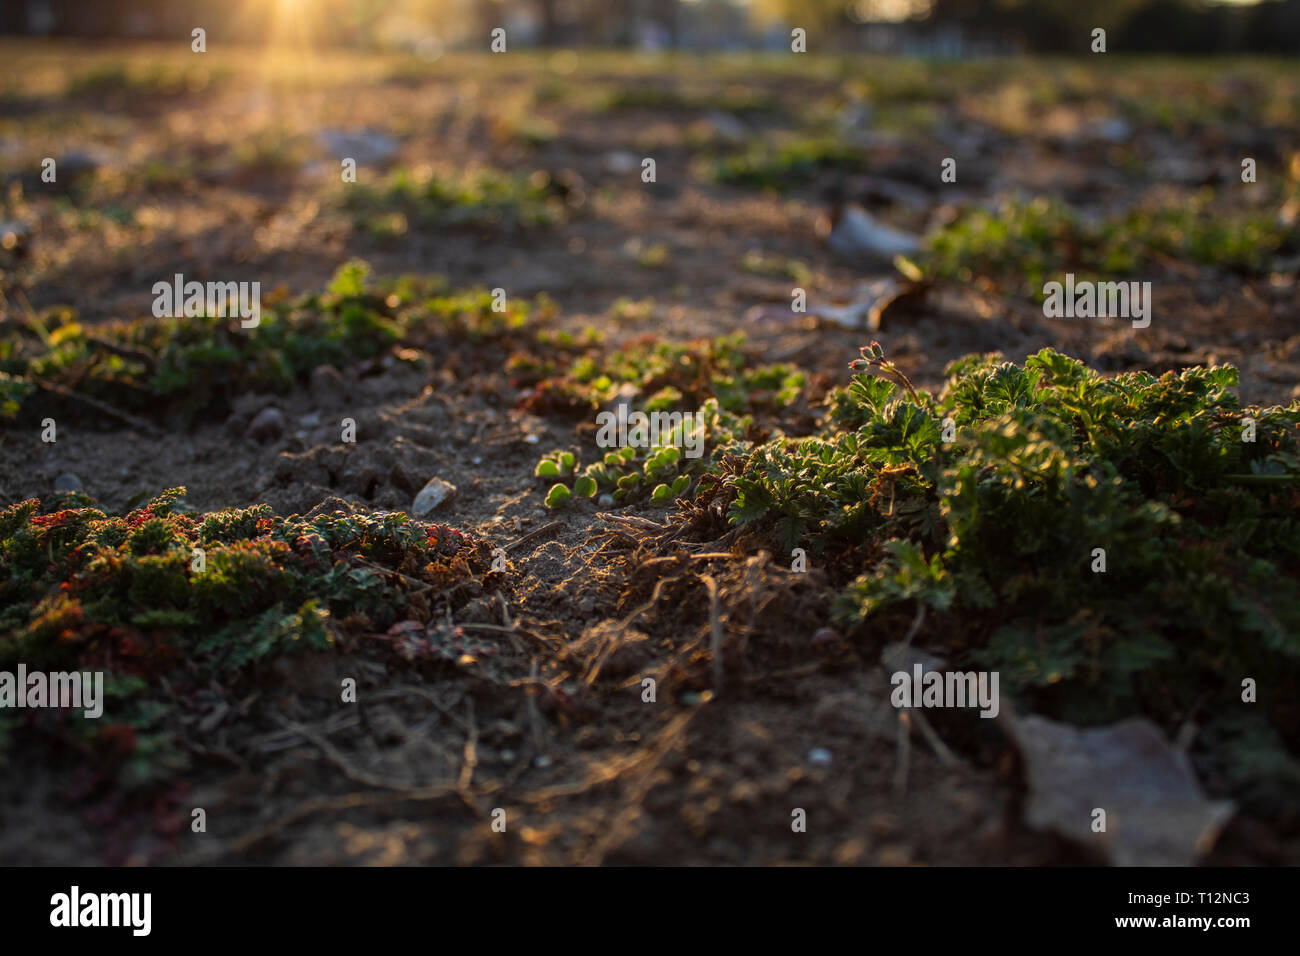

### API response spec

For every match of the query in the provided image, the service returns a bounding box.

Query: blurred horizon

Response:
[2,0,1298,54]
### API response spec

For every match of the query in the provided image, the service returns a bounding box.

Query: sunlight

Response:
[263,0,321,50]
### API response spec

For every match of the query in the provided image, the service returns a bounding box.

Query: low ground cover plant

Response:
[0,487,480,786]
[0,261,548,424]
[342,165,567,236]
[924,195,1298,295]
[707,343,1300,817]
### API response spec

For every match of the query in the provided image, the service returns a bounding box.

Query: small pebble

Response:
[808,748,833,766]
[411,476,456,517]
[309,365,343,392]
[245,406,285,442]
[53,473,82,491]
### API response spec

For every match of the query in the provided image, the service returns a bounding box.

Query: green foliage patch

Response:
[708,343,1300,815]
[539,398,753,508]
[342,165,567,235]
[518,332,806,418]
[525,333,811,507]
[601,85,782,115]
[705,137,865,191]
[0,260,545,423]
[1,486,476,672]
[925,195,1297,295]
[0,487,480,783]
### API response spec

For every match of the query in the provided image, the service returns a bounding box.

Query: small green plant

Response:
[539,399,750,508]
[0,371,33,418]
[706,137,864,191]
[0,488,482,787]
[925,195,1297,295]
[519,333,806,418]
[535,450,578,478]
[64,61,227,99]
[544,483,573,507]
[601,85,781,115]
[740,250,811,283]
[1,488,478,668]
[0,261,546,423]
[709,343,1300,815]
[343,165,566,234]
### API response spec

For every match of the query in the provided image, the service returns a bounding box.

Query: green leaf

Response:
[544,483,573,508]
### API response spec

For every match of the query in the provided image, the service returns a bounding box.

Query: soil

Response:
[0,42,1296,865]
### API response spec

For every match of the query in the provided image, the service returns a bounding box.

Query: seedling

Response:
[848,341,921,405]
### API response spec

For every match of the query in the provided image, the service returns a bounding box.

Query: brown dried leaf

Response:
[1007,714,1234,866]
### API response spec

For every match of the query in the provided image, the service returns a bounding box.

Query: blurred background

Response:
[2,0,1298,54]
[1,0,1297,407]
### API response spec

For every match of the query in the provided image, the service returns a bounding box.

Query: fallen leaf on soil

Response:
[1006,713,1235,866]
[316,128,400,167]
[821,205,922,259]
[809,277,926,331]
[702,110,749,144]
[880,641,945,674]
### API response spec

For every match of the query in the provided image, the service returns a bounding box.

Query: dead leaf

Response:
[809,277,926,331]
[1007,713,1234,866]
[880,641,945,675]
[821,205,921,259]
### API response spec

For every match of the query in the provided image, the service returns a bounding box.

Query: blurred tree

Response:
[930,0,1151,50]
[1116,0,1226,52]
[751,0,851,33]
[1244,0,1300,53]
[0,0,1293,52]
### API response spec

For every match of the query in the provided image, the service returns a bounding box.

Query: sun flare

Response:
[229,0,323,50]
